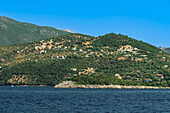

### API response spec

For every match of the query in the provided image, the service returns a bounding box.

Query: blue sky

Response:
[0,0,170,47]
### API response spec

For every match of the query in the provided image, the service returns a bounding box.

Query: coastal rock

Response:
[54,81,170,89]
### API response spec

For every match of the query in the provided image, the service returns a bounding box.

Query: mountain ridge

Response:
[160,47,170,54]
[0,16,71,46]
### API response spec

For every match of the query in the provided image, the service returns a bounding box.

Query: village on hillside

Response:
[0,34,169,85]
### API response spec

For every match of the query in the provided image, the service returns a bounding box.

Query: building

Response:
[79,49,83,52]
[84,54,89,58]
[38,45,46,50]
[51,56,57,59]
[71,47,77,50]
[124,54,131,57]
[156,74,164,79]
[71,68,77,71]
[83,51,87,54]
[144,79,152,82]
[52,56,65,59]
[140,55,147,57]
[64,46,68,49]
[115,74,122,79]
[118,45,134,52]
[40,40,44,43]
[57,56,65,59]
[47,45,53,50]
[163,65,168,68]
[135,58,143,62]
[35,46,39,51]
[118,57,126,61]
[40,50,46,54]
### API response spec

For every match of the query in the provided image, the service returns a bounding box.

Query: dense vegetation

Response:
[69,57,170,87]
[93,33,161,53]
[0,16,70,46]
[0,33,169,86]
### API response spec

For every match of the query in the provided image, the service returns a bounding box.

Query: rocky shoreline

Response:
[54,81,170,89]
[7,85,48,87]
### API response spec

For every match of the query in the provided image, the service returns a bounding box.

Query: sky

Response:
[0,0,170,47]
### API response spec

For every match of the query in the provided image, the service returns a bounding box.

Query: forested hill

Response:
[0,33,169,86]
[0,16,70,46]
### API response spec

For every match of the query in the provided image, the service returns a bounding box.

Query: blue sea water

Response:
[0,87,170,113]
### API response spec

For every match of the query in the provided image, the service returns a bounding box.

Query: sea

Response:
[0,86,170,113]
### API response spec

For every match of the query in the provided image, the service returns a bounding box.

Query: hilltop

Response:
[0,16,70,46]
[0,33,169,86]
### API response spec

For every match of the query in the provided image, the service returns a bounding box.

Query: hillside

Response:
[0,16,70,46]
[0,33,169,86]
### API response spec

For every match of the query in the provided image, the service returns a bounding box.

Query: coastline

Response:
[54,81,170,89]
[1,85,49,87]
